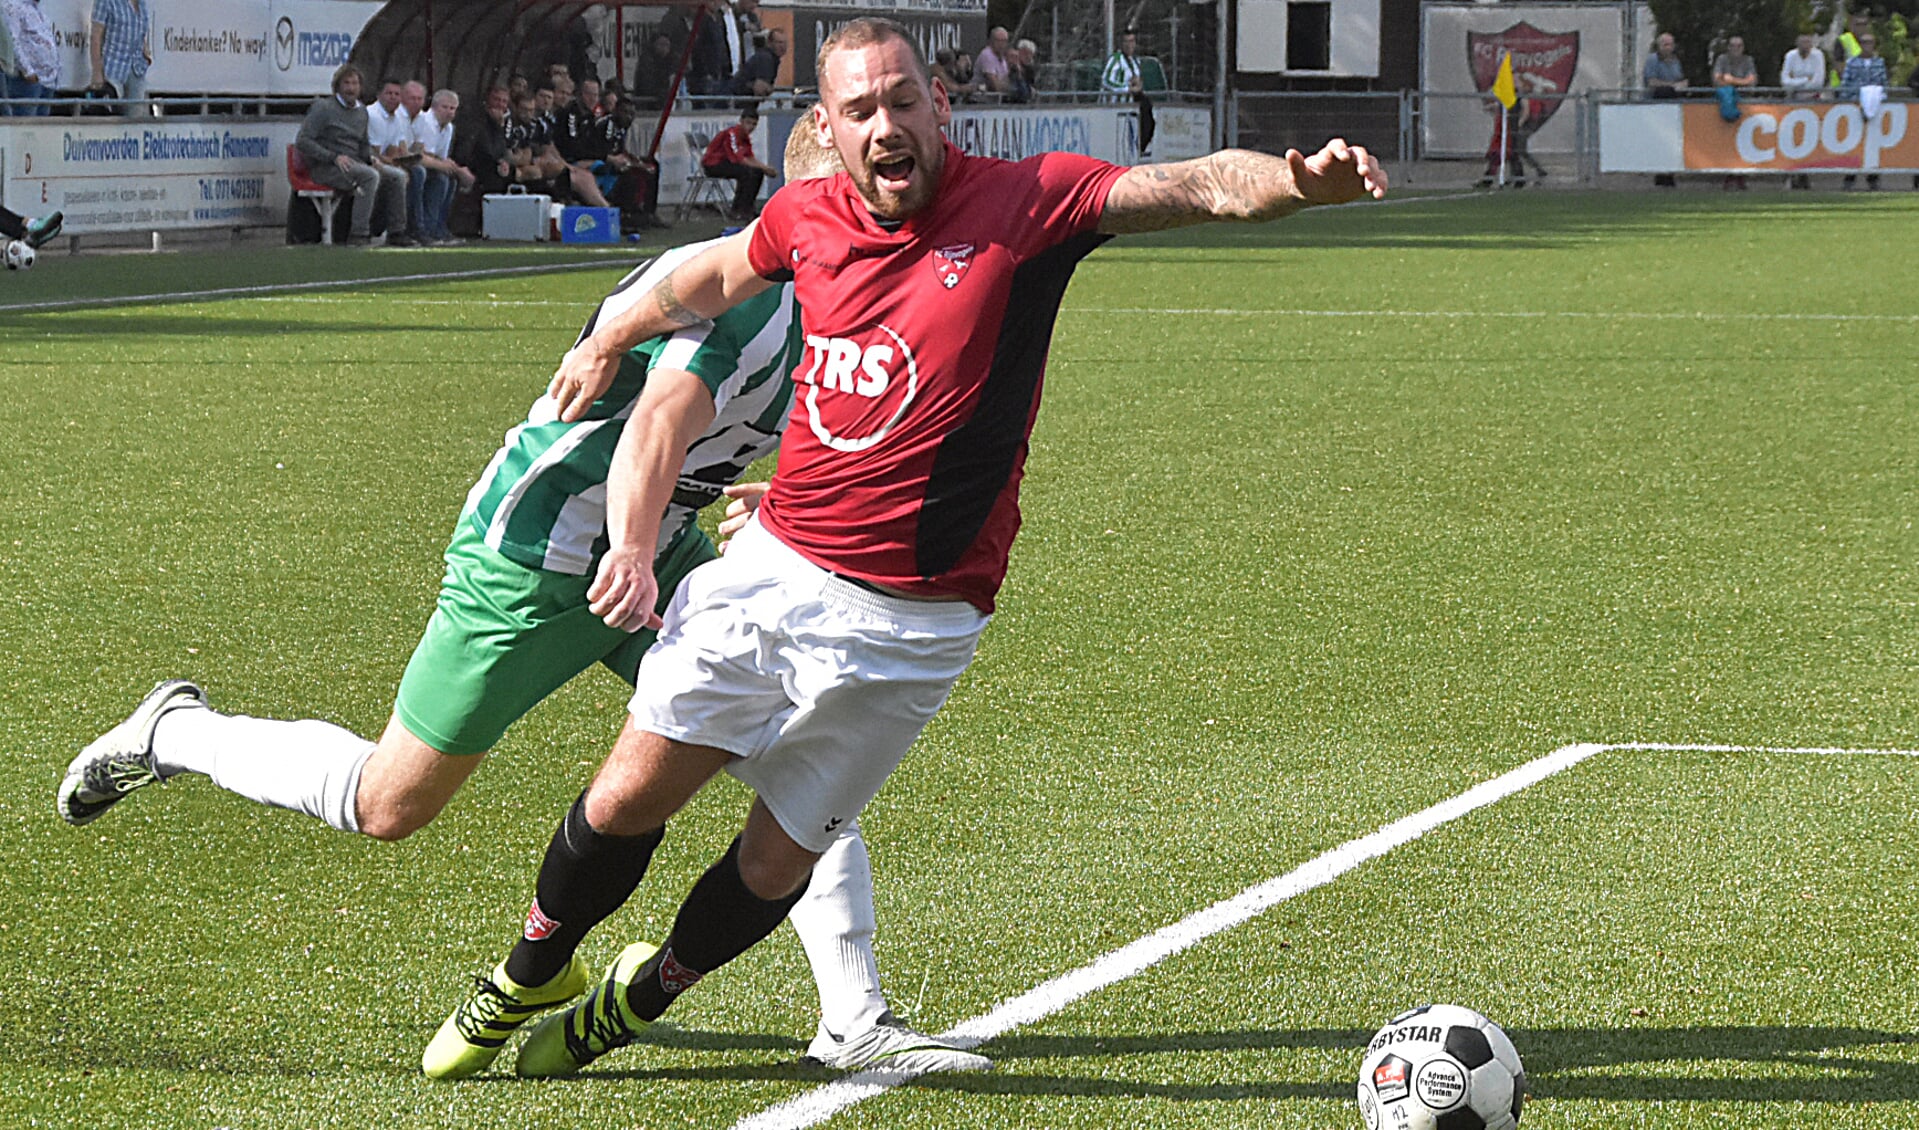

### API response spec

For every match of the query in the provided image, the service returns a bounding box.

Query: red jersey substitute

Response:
[703,125,756,168]
[746,141,1126,612]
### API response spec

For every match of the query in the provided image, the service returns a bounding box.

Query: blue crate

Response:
[559,206,620,243]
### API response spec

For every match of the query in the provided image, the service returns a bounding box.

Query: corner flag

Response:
[1491,51,1517,110]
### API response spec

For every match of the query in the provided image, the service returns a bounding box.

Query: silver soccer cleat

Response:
[57,679,205,825]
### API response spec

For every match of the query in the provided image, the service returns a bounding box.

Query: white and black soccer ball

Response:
[3,240,34,270]
[1357,1004,1525,1130]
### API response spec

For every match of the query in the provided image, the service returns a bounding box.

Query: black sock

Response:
[624,836,810,1021]
[503,792,663,988]
[0,209,23,240]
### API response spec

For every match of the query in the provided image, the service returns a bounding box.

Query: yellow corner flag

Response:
[1491,51,1518,109]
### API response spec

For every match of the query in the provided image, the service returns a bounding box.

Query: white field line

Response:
[734,740,1919,1130]
[1070,306,1919,324]
[0,257,631,314]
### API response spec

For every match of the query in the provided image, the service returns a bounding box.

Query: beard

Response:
[844,135,946,221]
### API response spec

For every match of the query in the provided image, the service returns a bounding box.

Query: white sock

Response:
[789,818,889,1036]
[151,706,375,834]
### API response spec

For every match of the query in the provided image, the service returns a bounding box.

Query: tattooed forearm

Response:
[652,269,705,329]
[1098,149,1302,234]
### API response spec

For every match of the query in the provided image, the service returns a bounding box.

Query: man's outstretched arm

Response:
[1098,138,1387,235]
[548,228,772,420]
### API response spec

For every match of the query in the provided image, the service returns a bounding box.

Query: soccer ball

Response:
[3,240,34,270]
[1357,1004,1525,1130]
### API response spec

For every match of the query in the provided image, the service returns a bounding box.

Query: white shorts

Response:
[629,516,989,853]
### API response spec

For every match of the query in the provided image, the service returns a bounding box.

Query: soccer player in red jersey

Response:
[485,16,1388,1077]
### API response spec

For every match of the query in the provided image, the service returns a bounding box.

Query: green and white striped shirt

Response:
[463,239,801,575]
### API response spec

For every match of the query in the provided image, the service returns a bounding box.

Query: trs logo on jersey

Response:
[797,326,922,453]
[931,243,973,289]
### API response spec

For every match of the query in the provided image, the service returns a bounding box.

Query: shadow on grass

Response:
[22,1023,1916,1105]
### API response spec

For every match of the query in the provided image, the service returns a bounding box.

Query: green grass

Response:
[3,190,1918,1128]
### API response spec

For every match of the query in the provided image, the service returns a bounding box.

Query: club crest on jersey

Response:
[522,899,561,942]
[932,243,973,289]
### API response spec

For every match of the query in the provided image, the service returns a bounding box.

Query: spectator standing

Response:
[633,31,678,111]
[1780,33,1824,189]
[296,65,408,246]
[1102,30,1155,155]
[1643,32,1686,186]
[1712,36,1757,189]
[1830,13,1869,89]
[976,26,1012,94]
[88,0,149,115]
[690,1,747,97]
[1840,31,1886,190]
[700,104,775,219]
[2,0,57,116]
[1779,33,1825,96]
[411,89,474,244]
[732,26,785,99]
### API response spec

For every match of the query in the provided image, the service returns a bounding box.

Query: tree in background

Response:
[1647,0,1916,86]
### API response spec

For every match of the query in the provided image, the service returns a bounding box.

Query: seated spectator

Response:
[700,103,775,220]
[732,26,785,99]
[555,75,601,165]
[1008,37,1038,103]
[596,93,667,230]
[367,79,423,242]
[505,87,611,207]
[953,51,976,89]
[507,72,529,101]
[296,64,408,245]
[410,88,475,244]
[462,85,514,199]
[976,26,1012,94]
[931,48,974,100]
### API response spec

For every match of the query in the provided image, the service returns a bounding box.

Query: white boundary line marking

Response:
[0,257,630,315]
[1069,306,1919,325]
[734,741,1919,1130]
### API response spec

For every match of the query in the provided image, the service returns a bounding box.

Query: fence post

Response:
[1398,89,1413,169]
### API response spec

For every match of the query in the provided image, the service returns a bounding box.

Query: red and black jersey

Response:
[747,142,1126,612]
[703,125,757,168]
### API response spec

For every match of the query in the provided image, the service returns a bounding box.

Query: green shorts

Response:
[393,519,717,755]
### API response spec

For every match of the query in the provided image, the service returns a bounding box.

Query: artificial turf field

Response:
[3,189,1918,1129]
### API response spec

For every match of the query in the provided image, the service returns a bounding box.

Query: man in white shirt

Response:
[1779,32,1824,190]
[1780,34,1825,97]
[364,78,416,244]
[409,88,475,244]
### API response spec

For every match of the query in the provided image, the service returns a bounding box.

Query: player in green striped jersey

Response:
[59,127,989,1078]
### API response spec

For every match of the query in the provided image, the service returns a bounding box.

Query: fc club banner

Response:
[1467,23,1579,129]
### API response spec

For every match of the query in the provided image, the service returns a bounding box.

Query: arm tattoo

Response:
[1099,149,1300,234]
[652,270,703,329]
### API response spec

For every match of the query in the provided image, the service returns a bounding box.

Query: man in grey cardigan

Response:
[297,64,411,245]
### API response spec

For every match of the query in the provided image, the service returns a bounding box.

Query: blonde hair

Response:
[784,122,844,180]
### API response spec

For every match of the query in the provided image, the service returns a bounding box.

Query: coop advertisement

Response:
[1682,101,1919,172]
[2,121,298,234]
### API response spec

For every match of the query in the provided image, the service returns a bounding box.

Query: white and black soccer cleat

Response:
[57,679,205,826]
[801,1011,992,1074]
